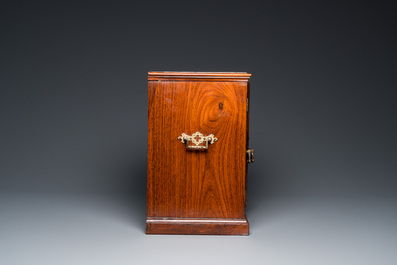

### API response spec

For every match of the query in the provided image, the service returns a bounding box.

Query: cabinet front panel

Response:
[147,81,247,218]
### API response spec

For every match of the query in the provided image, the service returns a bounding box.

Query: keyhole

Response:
[219,102,223,110]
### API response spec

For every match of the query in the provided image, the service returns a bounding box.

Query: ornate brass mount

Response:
[177,131,218,150]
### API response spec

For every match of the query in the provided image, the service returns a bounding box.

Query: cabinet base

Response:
[146,217,249,235]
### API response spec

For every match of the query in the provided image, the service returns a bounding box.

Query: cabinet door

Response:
[147,80,248,218]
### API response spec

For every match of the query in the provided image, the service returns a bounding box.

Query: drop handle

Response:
[177,131,218,150]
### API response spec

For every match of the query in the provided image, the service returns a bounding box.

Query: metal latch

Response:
[246,149,254,163]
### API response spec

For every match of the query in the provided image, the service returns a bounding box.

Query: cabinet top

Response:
[148,72,251,81]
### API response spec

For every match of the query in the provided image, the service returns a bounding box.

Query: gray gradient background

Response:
[1,1,396,264]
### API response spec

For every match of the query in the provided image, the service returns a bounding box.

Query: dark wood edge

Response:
[245,81,250,207]
[148,77,250,82]
[148,72,251,77]
[148,72,252,82]
[146,217,249,235]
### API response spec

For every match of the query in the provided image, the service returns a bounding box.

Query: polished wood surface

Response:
[146,72,251,235]
[146,217,249,235]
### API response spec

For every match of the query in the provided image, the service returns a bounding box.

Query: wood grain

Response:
[147,72,251,235]
[146,217,249,235]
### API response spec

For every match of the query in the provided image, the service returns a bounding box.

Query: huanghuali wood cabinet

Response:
[146,72,254,235]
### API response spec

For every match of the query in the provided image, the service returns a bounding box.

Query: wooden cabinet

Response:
[146,72,253,235]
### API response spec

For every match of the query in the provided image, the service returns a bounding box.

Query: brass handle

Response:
[177,131,218,150]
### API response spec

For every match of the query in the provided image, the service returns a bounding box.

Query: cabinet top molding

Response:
[148,72,252,81]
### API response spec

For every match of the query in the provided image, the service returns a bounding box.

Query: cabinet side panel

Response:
[147,81,247,218]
